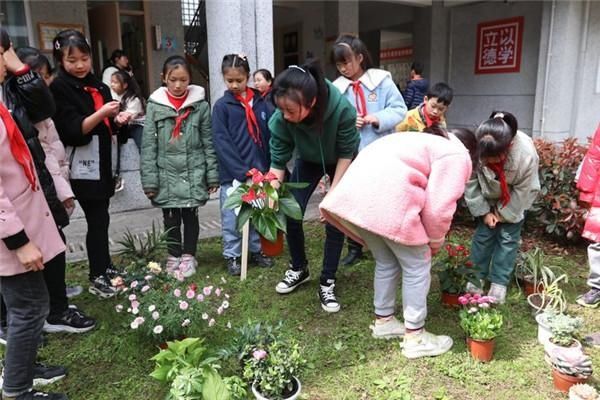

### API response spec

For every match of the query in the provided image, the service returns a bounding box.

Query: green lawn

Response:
[8,222,599,399]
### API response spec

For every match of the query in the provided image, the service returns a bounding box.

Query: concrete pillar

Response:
[533,0,585,140]
[428,3,450,85]
[205,0,274,104]
[338,0,359,35]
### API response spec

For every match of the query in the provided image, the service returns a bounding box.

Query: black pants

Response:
[287,159,345,285]
[1,230,67,327]
[346,236,363,253]
[163,207,199,257]
[78,198,111,280]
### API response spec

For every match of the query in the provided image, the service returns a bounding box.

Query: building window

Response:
[0,0,29,48]
[181,0,199,26]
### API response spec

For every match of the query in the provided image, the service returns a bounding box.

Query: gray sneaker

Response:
[401,330,453,359]
[576,288,600,308]
[370,316,405,339]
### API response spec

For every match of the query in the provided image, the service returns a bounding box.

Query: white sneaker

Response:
[370,316,405,339]
[401,330,453,359]
[488,283,507,304]
[178,255,197,278]
[166,255,181,273]
[466,280,484,295]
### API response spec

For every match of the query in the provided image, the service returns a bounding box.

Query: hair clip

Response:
[289,65,306,73]
[336,42,353,50]
[238,52,247,60]
[493,113,505,119]
[54,41,61,50]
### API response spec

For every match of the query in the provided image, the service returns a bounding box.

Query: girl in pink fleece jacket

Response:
[320,127,476,359]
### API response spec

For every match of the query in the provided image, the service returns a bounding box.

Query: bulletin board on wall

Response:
[38,22,85,52]
[379,46,413,92]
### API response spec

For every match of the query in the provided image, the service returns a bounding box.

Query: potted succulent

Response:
[458,293,503,362]
[243,338,306,400]
[515,247,561,296]
[433,242,481,307]
[223,168,307,256]
[545,313,584,361]
[527,273,568,315]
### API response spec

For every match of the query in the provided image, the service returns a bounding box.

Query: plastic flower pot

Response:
[552,369,588,393]
[251,376,302,400]
[466,337,495,362]
[441,291,461,308]
[260,231,284,257]
[535,313,552,346]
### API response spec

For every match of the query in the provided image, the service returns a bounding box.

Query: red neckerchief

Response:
[234,88,262,147]
[487,159,510,207]
[83,86,113,137]
[349,80,367,118]
[0,103,37,190]
[422,102,440,128]
[166,90,188,110]
[171,108,193,141]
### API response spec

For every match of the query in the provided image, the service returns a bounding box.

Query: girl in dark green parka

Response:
[141,56,219,279]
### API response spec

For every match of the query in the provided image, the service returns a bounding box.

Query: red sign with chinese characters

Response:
[475,16,524,74]
[380,47,413,61]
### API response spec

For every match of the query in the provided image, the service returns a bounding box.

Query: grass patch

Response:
[7,223,599,399]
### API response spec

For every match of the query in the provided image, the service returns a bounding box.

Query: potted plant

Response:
[219,320,282,369]
[150,337,245,400]
[569,383,599,400]
[515,247,561,296]
[115,271,231,343]
[433,242,481,307]
[223,168,307,256]
[527,273,568,315]
[458,293,503,362]
[243,338,306,400]
[545,313,584,360]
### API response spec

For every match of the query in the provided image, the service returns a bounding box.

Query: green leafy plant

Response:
[222,376,247,400]
[433,242,480,294]
[116,222,176,272]
[547,313,583,347]
[219,320,282,366]
[223,168,308,242]
[515,247,562,291]
[458,294,503,341]
[150,338,230,400]
[116,277,231,342]
[529,138,587,242]
[372,375,412,400]
[242,338,306,399]
[528,273,569,314]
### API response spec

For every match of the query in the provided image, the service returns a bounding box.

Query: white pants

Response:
[356,227,431,330]
[587,243,600,290]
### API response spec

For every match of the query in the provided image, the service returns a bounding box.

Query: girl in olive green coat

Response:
[141,56,219,279]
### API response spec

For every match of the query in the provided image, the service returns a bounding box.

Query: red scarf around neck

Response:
[0,103,37,190]
[83,86,113,137]
[487,160,511,207]
[234,87,262,147]
[349,80,367,118]
[171,108,192,141]
[422,102,441,128]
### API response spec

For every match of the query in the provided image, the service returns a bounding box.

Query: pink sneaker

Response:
[178,254,198,278]
[166,256,180,273]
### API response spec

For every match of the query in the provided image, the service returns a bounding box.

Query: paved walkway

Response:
[63,193,324,262]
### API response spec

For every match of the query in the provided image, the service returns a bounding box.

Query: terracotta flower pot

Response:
[466,337,495,362]
[260,231,284,257]
[441,292,461,308]
[552,369,588,393]
[251,376,302,400]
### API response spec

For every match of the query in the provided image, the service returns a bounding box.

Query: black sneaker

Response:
[88,275,117,299]
[318,280,340,313]
[250,252,274,268]
[15,389,68,399]
[226,257,241,276]
[44,308,96,334]
[32,362,67,386]
[341,247,364,266]
[275,267,310,294]
[105,265,126,280]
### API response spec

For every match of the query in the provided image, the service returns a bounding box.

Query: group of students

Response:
[2,25,600,399]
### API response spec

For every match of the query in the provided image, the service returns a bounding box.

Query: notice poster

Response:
[475,16,524,74]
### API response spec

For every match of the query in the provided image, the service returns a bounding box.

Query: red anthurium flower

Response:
[189,283,198,291]
[246,168,259,177]
[242,187,258,203]
[465,261,473,268]
[263,171,278,182]
[257,191,267,199]
[252,171,264,184]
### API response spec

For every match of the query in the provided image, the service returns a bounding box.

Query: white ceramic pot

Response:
[251,377,302,400]
[535,313,552,346]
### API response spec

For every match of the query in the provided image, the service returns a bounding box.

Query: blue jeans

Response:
[219,182,261,258]
[287,159,345,285]
[0,270,49,397]
[470,218,525,286]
